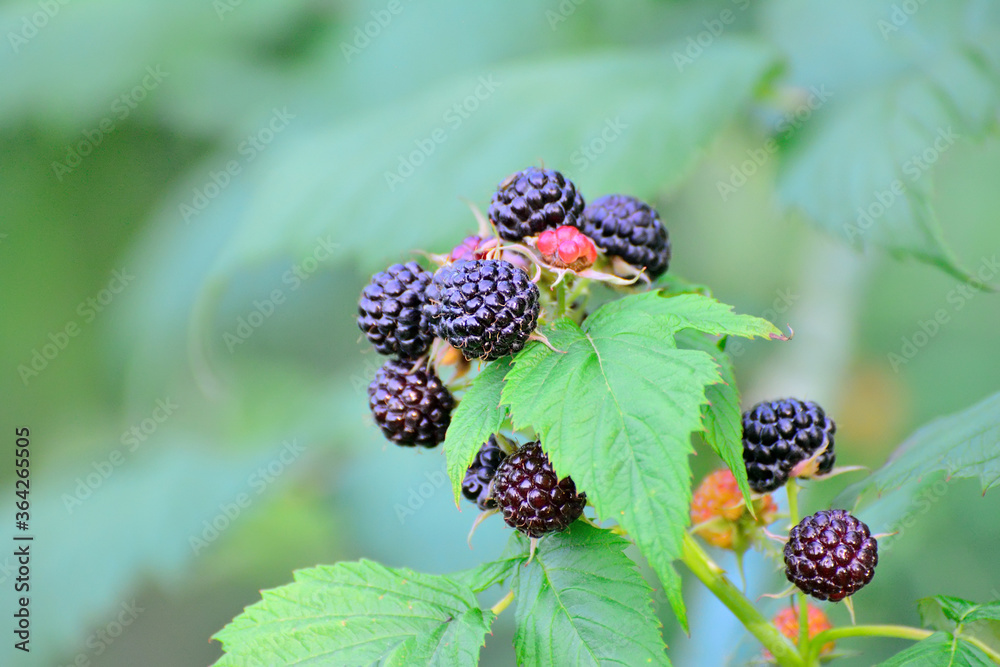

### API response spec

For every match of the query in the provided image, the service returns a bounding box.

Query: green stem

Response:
[807,624,1000,664]
[681,533,805,667]
[785,481,811,653]
[489,590,514,616]
[556,279,567,318]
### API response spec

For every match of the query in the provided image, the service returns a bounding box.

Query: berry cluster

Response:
[359,165,675,538]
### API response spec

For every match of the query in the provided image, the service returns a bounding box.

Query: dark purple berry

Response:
[489,167,585,242]
[491,441,586,538]
[368,359,453,447]
[358,262,434,359]
[784,509,878,602]
[742,398,836,493]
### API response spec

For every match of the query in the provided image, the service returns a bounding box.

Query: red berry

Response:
[536,226,598,271]
[448,236,490,262]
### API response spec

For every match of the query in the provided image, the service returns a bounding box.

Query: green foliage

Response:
[919,596,1000,651]
[839,390,1000,504]
[443,359,511,504]
[676,331,753,509]
[499,292,780,629]
[880,632,994,667]
[507,523,670,667]
[767,0,1000,283]
[213,561,494,667]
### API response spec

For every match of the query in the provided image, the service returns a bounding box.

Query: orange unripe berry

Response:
[765,604,835,660]
[690,469,777,550]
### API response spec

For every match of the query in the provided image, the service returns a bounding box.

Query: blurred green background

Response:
[1,0,998,665]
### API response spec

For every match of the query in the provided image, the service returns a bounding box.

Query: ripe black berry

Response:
[368,359,453,447]
[742,398,836,493]
[423,259,540,361]
[357,262,434,359]
[578,195,671,278]
[489,167,585,242]
[461,436,508,510]
[491,441,586,538]
[784,509,878,601]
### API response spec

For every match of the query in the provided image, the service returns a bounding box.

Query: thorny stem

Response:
[490,590,515,616]
[681,533,805,667]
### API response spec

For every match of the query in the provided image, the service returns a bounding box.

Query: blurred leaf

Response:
[880,631,994,667]
[213,561,492,667]
[508,523,670,666]
[768,0,1000,283]
[200,40,778,278]
[443,359,511,505]
[837,390,1000,505]
[5,442,289,662]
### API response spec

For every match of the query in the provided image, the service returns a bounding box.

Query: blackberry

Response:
[784,509,878,602]
[742,398,836,493]
[578,195,671,278]
[461,436,508,510]
[423,259,540,361]
[368,359,453,447]
[489,167,585,241]
[491,441,586,538]
[357,262,434,359]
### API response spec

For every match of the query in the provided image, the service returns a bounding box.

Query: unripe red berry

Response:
[536,225,598,271]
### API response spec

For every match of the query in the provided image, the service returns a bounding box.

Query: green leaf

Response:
[500,296,724,630]
[837,390,1000,506]
[592,291,786,340]
[676,331,753,509]
[880,631,994,667]
[918,596,1000,652]
[508,523,670,666]
[768,0,1000,283]
[920,596,1000,627]
[213,561,492,667]
[443,359,511,505]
